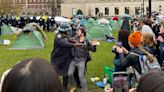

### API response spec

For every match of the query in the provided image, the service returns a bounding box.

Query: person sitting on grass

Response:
[2,58,64,92]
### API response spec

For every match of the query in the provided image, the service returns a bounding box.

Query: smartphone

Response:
[113,72,129,92]
[116,41,122,47]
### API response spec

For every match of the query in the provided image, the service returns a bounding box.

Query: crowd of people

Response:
[112,16,164,91]
[0,14,57,33]
[0,13,164,92]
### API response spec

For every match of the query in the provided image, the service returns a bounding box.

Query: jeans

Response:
[68,60,87,92]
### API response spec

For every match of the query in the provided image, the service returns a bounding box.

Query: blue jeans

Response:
[68,60,87,92]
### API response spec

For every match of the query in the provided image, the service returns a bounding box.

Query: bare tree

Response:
[0,0,12,15]
[0,0,22,15]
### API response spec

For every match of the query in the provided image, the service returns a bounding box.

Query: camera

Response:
[116,41,122,47]
[112,41,123,53]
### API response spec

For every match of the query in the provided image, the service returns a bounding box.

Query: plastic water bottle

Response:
[104,84,111,92]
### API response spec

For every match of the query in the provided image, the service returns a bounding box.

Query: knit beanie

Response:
[128,31,142,47]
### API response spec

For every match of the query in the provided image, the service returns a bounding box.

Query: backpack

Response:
[127,52,161,81]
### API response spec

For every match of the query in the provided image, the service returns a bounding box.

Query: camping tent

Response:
[84,18,99,31]
[0,24,13,35]
[11,23,47,50]
[109,20,121,30]
[55,16,71,23]
[86,24,112,40]
[98,18,109,24]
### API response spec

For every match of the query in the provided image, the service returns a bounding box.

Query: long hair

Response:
[138,46,155,63]
[142,32,155,47]
[2,58,64,92]
[118,29,131,51]
[121,17,131,32]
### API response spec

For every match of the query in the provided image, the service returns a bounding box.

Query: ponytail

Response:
[138,46,154,63]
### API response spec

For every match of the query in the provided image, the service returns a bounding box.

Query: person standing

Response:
[157,18,164,64]
[121,17,131,34]
[68,28,97,92]
[51,23,81,90]
[0,17,2,35]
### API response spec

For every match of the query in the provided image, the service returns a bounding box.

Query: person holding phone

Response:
[112,29,130,72]
[109,71,164,92]
[112,72,129,92]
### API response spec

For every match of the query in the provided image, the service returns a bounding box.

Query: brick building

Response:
[0,0,61,16]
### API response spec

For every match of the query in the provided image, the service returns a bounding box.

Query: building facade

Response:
[61,0,164,17]
[17,0,53,15]
[0,0,61,16]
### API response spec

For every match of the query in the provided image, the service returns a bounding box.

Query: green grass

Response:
[0,30,119,92]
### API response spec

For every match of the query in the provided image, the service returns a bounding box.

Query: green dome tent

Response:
[10,23,47,50]
[0,24,13,35]
[86,24,112,40]
[85,18,98,30]
[109,20,121,30]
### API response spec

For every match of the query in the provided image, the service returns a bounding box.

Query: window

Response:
[95,8,99,15]
[29,0,32,3]
[105,7,109,15]
[159,5,162,12]
[115,7,119,15]
[146,7,149,15]
[19,0,21,3]
[72,8,76,16]
[125,7,129,14]
[22,0,25,3]
[135,7,140,15]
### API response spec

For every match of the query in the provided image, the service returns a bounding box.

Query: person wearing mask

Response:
[68,28,97,92]
[51,23,81,90]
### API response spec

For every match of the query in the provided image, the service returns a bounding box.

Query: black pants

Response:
[63,76,68,90]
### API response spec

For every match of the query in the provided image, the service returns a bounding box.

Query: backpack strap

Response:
[132,66,141,82]
[129,52,148,74]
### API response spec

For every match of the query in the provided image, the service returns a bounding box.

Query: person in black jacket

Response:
[68,28,97,92]
[69,23,77,38]
[115,31,148,74]
[51,23,81,90]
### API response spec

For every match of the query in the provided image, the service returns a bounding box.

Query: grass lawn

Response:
[0,30,119,92]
